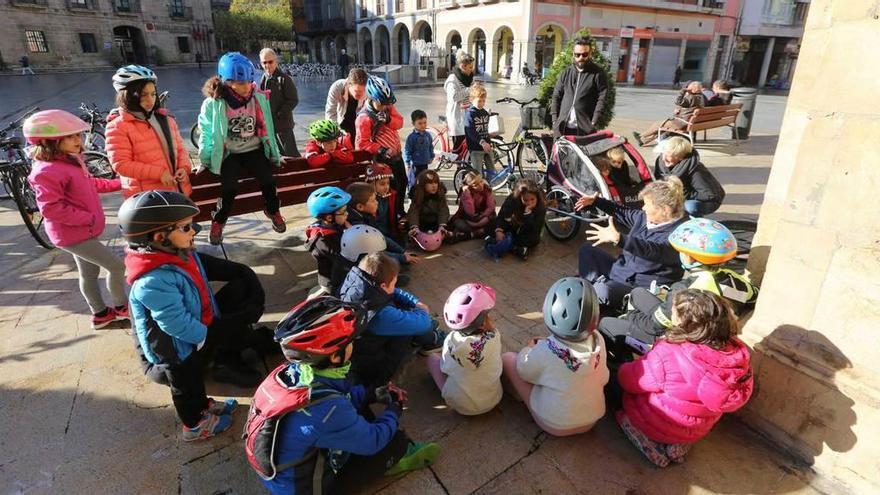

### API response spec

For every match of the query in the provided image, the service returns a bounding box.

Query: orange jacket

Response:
[105,108,192,198]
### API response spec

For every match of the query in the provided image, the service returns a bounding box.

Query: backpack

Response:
[243,363,340,481]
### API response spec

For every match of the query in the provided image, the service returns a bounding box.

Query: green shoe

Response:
[384,442,439,476]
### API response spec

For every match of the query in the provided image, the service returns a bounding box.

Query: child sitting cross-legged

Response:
[347,181,419,267]
[304,119,354,169]
[407,169,451,251]
[365,164,404,241]
[485,178,546,261]
[304,186,351,296]
[449,171,496,243]
[426,283,503,415]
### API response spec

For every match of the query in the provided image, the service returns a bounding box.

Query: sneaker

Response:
[206,398,238,416]
[209,221,225,245]
[113,305,130,321]
[514,246,530,261]
[384,442,440,476]
[91,308,115,330]
[181,412,232,442]
[265,209,287,233]
[416,327,447,356]
[631,131,644,146]
[213,362,263,388]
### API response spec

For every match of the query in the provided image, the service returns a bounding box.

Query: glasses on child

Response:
[334,211,349,217]
[171,223,196,233]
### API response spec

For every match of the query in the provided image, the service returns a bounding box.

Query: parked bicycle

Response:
[78,102,107,152]
[481,97,550,191]
[280,63,339,80]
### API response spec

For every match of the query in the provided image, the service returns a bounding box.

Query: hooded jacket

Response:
[105,108,192,198]
[516,332,609,431]
[407,191,450,231]
[355,104,403,156]
[654,150,726,204]
[550,62,608,138]
[197,89,280,174]
[305,222,343,290]
[440,329,503,415]
[451,184,496,229]
[618,338,754,444]
[495,194,546,248]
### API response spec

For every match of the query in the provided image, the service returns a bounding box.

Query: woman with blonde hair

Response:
[445,49,476,152]
[575,176,689,312]
[654,136,725,217]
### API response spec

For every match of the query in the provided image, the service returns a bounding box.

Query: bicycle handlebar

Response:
[495,97,539,106]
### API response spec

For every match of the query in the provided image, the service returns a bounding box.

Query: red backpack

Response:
[243,363,340,480]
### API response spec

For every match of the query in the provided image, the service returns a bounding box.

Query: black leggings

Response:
[213,148,279,224]
[597,288,666,363]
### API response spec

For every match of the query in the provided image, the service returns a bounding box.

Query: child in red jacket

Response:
[304,119,354,169]
[356,76,405,214]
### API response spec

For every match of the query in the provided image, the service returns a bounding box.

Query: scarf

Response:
[221,83,268,138]
[124,248,214,327]
[453,67,474,87]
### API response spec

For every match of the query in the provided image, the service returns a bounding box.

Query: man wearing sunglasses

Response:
[259,48,301,157]
[550,37,609,138]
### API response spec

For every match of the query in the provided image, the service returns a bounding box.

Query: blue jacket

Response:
[263,363,400,495]
[339,266,432,337]
[403,129,434,167]
[594,197,688,288]
[463,106,491,151]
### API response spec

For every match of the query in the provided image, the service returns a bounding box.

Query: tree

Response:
[214,0,294,53]
[536,28,617,130]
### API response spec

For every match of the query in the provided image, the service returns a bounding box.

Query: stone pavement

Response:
[0,105,821,494]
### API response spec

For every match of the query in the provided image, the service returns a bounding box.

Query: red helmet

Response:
[365,163,394,183]
[274,296,365,363]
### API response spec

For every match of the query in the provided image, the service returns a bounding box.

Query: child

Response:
[449,171,496,243]
[198,52,284,245]
[501,278,609,436]
[615,289,754,467]
[118,190,271,441]
[463,84,494,179]
[593,156,622,204]
[251,296,439,494]
[339,253,445,389]
[485,178,546,261]
[605,146,637,191]
[347,182,418,267]
[330,224,396,295]
[304,119,354,168]
[355,75,406,214]
[365,164,402,240]
[426,283,502,415]
[598,218,759,362]
[24,110,127,329]
[407,169,450,244]
[305,186,351,296]
[403,109,434,193]
[105,64,192,198]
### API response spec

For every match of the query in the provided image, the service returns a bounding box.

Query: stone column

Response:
[740,1,880,492]
[485,41,498,79]
[757,36,776,87]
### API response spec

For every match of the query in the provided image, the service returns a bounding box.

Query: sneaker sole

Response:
[92,319,115,330]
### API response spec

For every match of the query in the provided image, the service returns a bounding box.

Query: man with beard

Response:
[550,38,608,138]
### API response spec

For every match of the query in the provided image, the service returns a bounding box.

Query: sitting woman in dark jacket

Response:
[654,136,725,217]
[576,176,688,313]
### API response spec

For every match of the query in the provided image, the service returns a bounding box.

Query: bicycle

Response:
[78,102,107,152]
[475,97,550,192]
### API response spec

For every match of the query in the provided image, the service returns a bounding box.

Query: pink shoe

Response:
[209,221,225,245]
[113,305,130,321]
[91,308,115,330]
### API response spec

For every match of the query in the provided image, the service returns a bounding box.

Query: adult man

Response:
[632,81,706,146]
[259,48,300,157]
[337,48,350,79]
[325,68,368,144]
[550,38,608,138]
[20,54,34,76]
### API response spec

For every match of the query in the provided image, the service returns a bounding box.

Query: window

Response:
[376,0,384,16]
[177,36,191,53]
[396,0,404,12]
[170,0,185,17]
[359,0,367,17]
[25,30,48,53]
[70,0,89,7]
[116,0,131,11]
[417,0,426,9]
[79,33,98,53]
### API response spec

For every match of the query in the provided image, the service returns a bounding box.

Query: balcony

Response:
[113,0,141,15]
[67,0,97,10]
[461,0,477,5]
[416,0,427,8]
[10,0,49,8]
[438,0,459,8]
[395,0,404,12]
[169,4,193,20]
[304,18,353,34]
[481,0,500,4]
[587,0,724,14]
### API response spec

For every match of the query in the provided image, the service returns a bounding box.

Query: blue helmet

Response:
[365,75,396,105]
[218,52,255,82]
[307,186,351,217]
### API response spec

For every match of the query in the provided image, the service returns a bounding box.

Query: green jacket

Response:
[197,91,281,174]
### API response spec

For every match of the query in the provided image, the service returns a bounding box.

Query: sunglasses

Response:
[170,223,198,233]
[573,52,591,58]
[261,60,276,65]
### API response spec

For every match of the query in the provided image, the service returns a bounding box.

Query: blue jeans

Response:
[577,244,635,311]
[484,233,514,258]
[684,199,721,217]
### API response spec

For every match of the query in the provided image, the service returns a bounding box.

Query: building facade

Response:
[301,0,357,64]
[0,0,215,70]
[730,0,808,88]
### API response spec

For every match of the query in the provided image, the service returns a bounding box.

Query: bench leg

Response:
[703,130,707,142]
[733,125,740,145]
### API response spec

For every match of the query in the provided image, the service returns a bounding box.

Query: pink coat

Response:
[105,108,192,198]
[618,339,754,444]
[28,156,121,248]
[451,184,496,228]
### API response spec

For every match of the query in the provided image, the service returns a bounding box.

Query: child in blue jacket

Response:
[402,109,434,195]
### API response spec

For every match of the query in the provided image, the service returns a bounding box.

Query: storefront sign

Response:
[620,27,634,38]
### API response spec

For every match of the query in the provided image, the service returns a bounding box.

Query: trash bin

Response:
[730,87,758,140]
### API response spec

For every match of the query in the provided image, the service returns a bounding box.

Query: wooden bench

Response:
[660,103,743,144]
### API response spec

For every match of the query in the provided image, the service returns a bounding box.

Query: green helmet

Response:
[308,119,341,142]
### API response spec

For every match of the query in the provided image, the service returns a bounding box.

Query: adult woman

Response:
[653,137,725,217]
[632,81,705,146]
[444,50,476,152]
[105,65,192,198]
[575,176,688,312]
[325,68,368,144]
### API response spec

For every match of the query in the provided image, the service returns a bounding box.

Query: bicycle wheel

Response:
[84,131,105,152]
[489,138,515,192]
[83,151,116,179]
[425,126,448,155]
[9,165,53,249]
[515,137,549,188]
[190,122,201,149]
[718,219,757,256]
[453,165,477,196]
[544,186,580,241]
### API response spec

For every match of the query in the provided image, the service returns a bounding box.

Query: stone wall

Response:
[741,0,880,492]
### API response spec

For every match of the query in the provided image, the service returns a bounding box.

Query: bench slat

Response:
[189,150,373,187]
[689,117,736,132]
[190,163,368,202]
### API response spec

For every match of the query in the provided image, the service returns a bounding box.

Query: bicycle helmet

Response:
[307,186,351,217]
[543,277,599,342]
[218,52,255,82]
[112,65,157,91]
[308,119,341,142]
[275,296,366,364]
[444,283,496,334]
[22,110,90,145]
[117,190,200,247]
[340,224,386,262]
[668,218,737,269]
[365,75,396,105]
[365,163,393,183]
[412,229,443,252]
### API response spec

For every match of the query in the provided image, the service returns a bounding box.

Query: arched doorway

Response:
[493,26,514,78]
[395,24,410,64]
[534,24,567,77]
[468,28,486,74]
[446,30,462,68]
[359,27,373,64]
[113,25,147,65]
[414,21,432,43]
[375,25,391,65]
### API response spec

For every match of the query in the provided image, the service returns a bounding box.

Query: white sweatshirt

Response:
[516,332,609,431]
[440,328,503,415]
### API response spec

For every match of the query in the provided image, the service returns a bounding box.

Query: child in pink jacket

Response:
[24,110,126,330]
[616,289,754,467]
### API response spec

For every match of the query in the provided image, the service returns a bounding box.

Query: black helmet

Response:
[275,296,366,364]
[118,190,200,247]
[542,277,599,342]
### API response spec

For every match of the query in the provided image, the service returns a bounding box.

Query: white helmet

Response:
[340,225,387,262]
[112,65,157,91]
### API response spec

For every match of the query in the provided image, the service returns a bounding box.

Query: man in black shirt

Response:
[550,38,608,138]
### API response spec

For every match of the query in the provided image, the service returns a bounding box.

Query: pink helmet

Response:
[23,110,90,145]
[444,283,497,333]
[412,229,443,252]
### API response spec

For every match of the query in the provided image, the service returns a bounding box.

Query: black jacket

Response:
[495,195,546,248]
[653,150,725,204]
[550,62,608,138]
[259,70,298,130]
